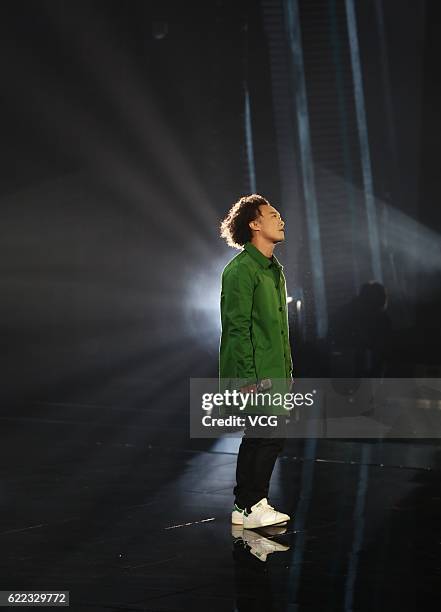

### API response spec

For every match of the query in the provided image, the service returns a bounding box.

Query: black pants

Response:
[233,422,286,512]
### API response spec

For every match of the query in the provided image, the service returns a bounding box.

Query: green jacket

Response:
[219,242,293,388]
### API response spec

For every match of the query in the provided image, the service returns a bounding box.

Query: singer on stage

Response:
[219,194,293,529]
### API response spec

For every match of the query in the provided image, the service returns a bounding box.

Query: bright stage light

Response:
[184,253,232,352]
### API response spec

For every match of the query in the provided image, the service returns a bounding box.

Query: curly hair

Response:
[220,194,270,249]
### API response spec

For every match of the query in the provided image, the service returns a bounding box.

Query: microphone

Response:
[239,378,272,393]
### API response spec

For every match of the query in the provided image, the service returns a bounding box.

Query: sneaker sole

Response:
[231,516,288,526]
[243,517,289,529]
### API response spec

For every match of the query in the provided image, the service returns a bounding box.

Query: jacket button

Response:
[279,307,283,312]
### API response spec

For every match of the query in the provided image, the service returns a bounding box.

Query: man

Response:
[219,194,293,529]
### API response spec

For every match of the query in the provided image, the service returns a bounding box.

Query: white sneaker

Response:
[258,524,288,537]
[243,498,290,529]
[240,528,290,562]
[262,498,290,521]
[232,501,288,526]
[232,503,246,525]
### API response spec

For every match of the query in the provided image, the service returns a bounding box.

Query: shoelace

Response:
[263,499,275,511]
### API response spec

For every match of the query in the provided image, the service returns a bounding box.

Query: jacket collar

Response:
[244,242,283,270]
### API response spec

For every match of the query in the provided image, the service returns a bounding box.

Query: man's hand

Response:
[239,379,272,394]
[239,383,258,394]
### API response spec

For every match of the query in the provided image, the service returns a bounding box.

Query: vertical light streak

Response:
[328,0,361,292]
[345,0,383,282]
[244,85,257,193]
[287,438,318,601]
[344,444,371,610]
[284,0,328,338]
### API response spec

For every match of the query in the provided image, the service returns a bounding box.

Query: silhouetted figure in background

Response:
[328,282,392,378]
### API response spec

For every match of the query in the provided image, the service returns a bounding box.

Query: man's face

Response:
[250,205,285,243]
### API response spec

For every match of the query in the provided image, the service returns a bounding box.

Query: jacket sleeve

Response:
[220,264,257,382]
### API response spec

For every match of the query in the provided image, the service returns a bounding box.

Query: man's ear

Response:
[249,219,260,232]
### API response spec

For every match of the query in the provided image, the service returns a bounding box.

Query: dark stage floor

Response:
[1,399,440,611]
